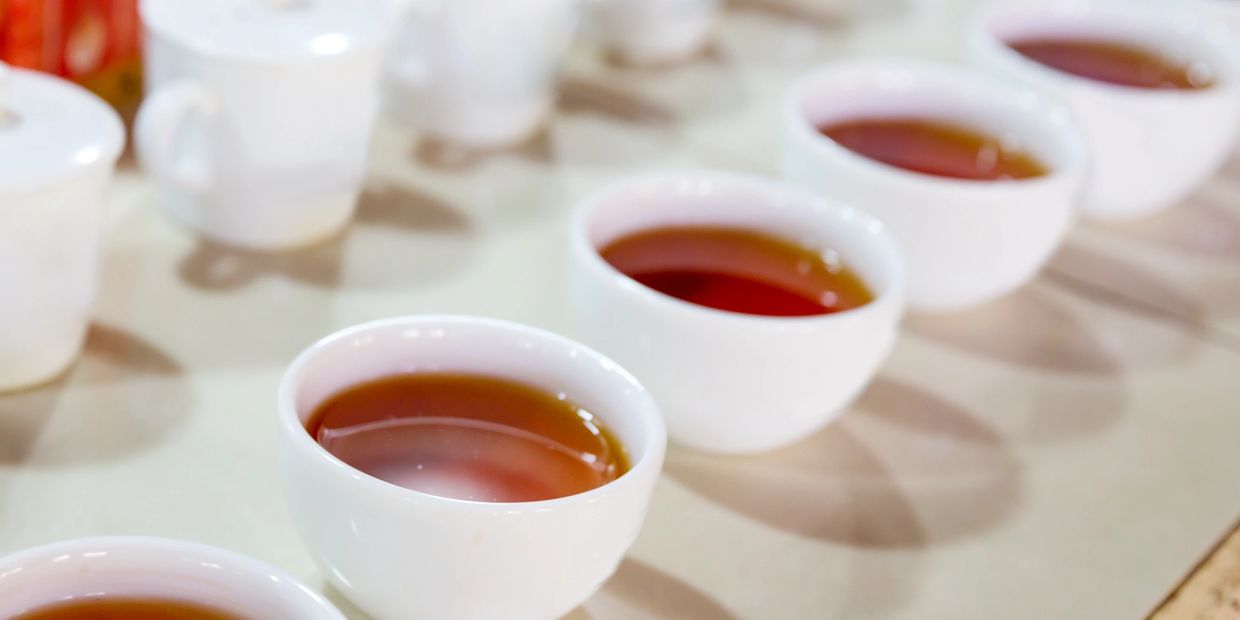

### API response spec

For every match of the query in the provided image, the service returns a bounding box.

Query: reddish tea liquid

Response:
[1007,38,1214,90]
[599,226,874,317]
[12,598,243,620]
[818,118,1048,181]
[306,373,629,503]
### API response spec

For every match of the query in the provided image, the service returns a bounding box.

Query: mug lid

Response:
[0,65,125,191]
[140,0,387,60]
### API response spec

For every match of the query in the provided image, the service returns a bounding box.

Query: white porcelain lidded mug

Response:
[384,0,580,149]
[569,172,905,454]
[0,537,345,619]
[781,60,1087,313]
[589,0,720,66]
[0,63,124,392]
[278,316,666,620]
[972,1,1240,220]
[137,0,389,251]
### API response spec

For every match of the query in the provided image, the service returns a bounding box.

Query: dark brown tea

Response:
[306,373,629,503]
[818,118,1048,180]
[12,597,243,620]
[599,226,874,317]
[1007,38,1214,90]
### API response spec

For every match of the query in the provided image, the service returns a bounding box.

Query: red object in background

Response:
[0,0,142,116]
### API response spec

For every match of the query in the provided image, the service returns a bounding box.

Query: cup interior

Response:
[0,537,340,619]
[280,316,663,494]
[983,4,1240,91]
[792,63,1082,181]
[576,173,903,310]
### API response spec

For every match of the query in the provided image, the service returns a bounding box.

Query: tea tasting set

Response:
[0,0,1238,619]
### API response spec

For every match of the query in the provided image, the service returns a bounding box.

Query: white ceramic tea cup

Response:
[384,0,580,149]
[569,172,905,454]
[0,536,344,619]
[971,1,1240,220]
[780,60,1087,313]
[589,0,720,66]
[0,64,124,391]
[136,0,388,251]
[277,316,666,620]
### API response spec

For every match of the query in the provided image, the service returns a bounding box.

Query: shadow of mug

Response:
[177,184,476,292]
[0,324,189,468]
[665,377,1022,549]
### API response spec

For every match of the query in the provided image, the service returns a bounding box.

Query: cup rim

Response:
[972,1,1240,98]
[569,170,906,326]
[783,58,1089,193]
[277,315,667,510]
[0,536,343,619]
[139,0,386,65]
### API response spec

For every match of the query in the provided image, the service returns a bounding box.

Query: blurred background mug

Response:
[136,0,389,251]
[384,0,580,149]
[0,63,123,391]
[588,0,719,66]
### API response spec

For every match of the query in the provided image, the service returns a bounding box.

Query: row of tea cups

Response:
[5,1,1240,617]
[3,0,1240,408]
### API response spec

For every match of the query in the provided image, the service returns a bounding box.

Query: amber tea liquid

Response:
[12,597,244,620]
[818,118,1048,181]
[1007,38,1214,90]
[599,226,874,317]
[306,373,629,503]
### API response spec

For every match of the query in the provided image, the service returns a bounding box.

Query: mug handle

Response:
[135,81,216,193]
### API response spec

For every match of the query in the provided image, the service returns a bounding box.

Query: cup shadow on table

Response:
[1045,240,1216,339]
[906,281,1128,376]
[177,184,476,293]
[0,324,188,468]
[665,377,1020,549]
[565,558,740,620]
[322,556,738,620]
[411,129,561,172]
[559,76,679,129]
[1106,185,1240,262]
[408,75,683,175]
[914,241,1211,370]
[559,43,751,135]
[905,276,1138,442]
[660,378,1015,618]
[726,0,907,28]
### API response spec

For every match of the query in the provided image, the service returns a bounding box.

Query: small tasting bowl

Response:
[781,59,1088,312]
[0,536,344,619]
[277,315,666,620]
[569,171,905,454]
[971,1,1240,220]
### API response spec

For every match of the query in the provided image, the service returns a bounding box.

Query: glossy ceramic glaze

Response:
[781,60,1087,312]
[0,537,344,620]
[136,0,388,250]
[0,66,123,391]
[972,1,1240,220]
[569,172,904,454]
[277,316,666,620]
